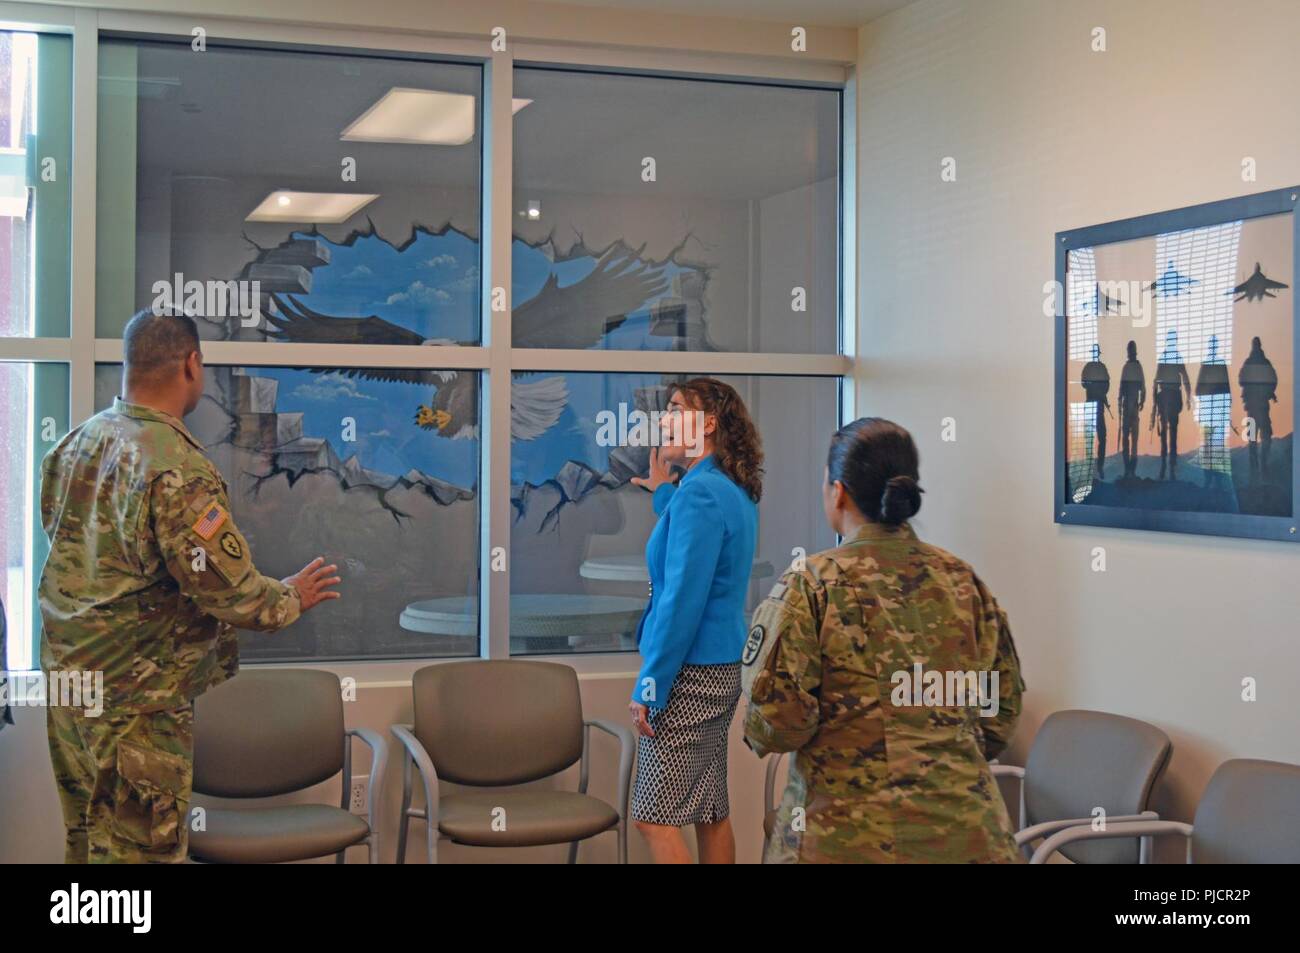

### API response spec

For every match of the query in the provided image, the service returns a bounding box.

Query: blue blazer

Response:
[632,454,758,709]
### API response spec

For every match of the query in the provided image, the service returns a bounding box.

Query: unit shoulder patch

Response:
[219,532,243,559]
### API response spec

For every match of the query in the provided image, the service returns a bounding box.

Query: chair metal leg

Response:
[397,752,413,864]
[426,805,438,865]
[567,840,579,864]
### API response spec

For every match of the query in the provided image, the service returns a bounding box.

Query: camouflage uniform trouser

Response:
[47,702,194,863]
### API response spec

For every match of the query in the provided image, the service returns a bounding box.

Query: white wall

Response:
[856,0,1300,839]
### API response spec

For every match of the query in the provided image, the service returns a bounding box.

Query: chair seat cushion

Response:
[438,790,619,847]
[190,804,370,864]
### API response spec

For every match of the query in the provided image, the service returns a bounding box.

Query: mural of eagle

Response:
[264,246,669,441]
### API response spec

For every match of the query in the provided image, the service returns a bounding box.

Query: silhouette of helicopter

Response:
[1230,262,1289,302]
[1147,262,1197,297]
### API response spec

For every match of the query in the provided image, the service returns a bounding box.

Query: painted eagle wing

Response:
[512,247,671,348]
[264,293,442,385]
[510,376,569,441]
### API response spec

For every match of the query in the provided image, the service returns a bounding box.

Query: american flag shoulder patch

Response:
[192,502,229,540]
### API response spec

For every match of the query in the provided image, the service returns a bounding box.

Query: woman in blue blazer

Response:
[628,377,761,864]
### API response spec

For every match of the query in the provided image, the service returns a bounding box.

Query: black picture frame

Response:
[1054,186,1299,542]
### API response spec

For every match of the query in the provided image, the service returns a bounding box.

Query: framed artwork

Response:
[1055,186,1298,541]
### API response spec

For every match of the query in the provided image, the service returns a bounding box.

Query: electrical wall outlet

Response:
[349,776,369,815]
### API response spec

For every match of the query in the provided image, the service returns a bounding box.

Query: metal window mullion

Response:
[94,9,488,61]
[0,337,73,361]
[67,6,97,426]
[0,2,77,30]
[507,348,850,377]
[840,67,857,423]
[481,53,513,661]
[91,339,492,370]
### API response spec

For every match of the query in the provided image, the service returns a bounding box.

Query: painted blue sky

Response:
[291,228,480,343]
[253,367,479,490]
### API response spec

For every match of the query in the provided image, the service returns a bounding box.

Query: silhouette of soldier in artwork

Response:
[1081,343,1111,478]
[1194,335,1232,490]
[1150,330,1192,481]
[1117,340,1146,478]
[1239,336,1279,479]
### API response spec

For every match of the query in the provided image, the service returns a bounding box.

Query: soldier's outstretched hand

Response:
[283,557,342,611]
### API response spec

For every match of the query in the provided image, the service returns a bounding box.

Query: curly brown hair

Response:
[671,377,764,502]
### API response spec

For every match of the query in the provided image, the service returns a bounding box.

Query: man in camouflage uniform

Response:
[742,521,1025,863]
[39,311,341,863]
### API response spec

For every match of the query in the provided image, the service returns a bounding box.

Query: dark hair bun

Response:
[880,474,923,525]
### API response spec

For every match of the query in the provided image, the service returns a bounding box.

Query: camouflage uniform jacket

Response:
[742,521,1025,863]
[38,397,300,714]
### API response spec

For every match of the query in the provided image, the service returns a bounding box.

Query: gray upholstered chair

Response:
[189,668,387,864]
[992,709,1172,862]
[1031,758,1300,864]
[391,660,633,864]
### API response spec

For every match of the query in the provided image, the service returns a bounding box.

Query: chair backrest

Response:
[1024,709,1171,864]
[1192,758,1300,863]
[413,660,584,786]
[193,668,345,797]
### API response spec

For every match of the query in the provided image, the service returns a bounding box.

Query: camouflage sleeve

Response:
[741,571,823,758]
[972,575,1024,761]
[149,469,301,633]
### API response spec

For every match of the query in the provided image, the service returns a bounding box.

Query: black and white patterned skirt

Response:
[632,662,742,827]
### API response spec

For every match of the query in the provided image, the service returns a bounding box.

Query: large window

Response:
[0,31,72,339]
[512,69,840,354]
[1,362,69,671]
[95,39,482,342]
[0,26,72,674]
[510,373,838,656]
[93,363,480,662]
[1,22,848,670]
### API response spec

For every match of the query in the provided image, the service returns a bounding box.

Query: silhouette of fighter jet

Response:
[1147,262,1197,297]
[1094,283,1125,314]
[1231,262,1289,302]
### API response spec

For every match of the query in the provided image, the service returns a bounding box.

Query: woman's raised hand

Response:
[631,446,676,493]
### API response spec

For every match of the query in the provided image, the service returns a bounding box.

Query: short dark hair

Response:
[123,310,201,380]
[827,417,923,526]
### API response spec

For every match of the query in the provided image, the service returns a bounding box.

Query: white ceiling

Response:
[523,0,916,28]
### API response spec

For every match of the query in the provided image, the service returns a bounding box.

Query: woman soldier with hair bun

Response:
[741,417,1026,864]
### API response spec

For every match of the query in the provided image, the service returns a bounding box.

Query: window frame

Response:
[0,2,857,683]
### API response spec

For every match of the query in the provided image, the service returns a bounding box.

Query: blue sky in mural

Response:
[511,371,664,486]
[251,367,479,491]
[291,228,479,343]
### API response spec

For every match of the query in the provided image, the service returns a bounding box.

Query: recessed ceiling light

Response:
[246,191,379,223]
[526,200,541,220]
[341,87,476,145]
